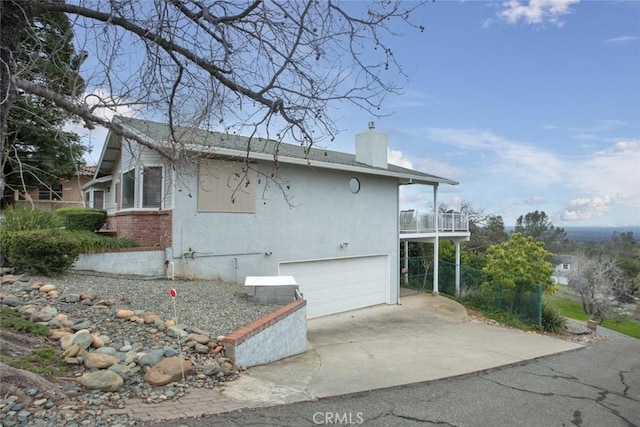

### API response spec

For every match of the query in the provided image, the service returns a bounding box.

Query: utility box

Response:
[245,276,299,304]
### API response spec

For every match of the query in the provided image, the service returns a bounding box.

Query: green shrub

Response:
[4,229,80,276]
[0,306,50,336]
[541,302,565,333]
[55,207,107,231]
[69,230,140,253]
[0,207,63,231]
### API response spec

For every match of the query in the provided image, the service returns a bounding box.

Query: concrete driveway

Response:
[220,293,583,407]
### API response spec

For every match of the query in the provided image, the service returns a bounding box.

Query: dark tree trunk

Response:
[0,1,32,201]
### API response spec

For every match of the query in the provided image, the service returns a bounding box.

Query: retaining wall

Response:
[73,247,166,276]
[223,299,307,367]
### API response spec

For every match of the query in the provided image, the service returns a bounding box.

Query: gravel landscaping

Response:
[33,271,284,338]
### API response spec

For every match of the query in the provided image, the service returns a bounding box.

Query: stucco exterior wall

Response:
[168,160,400,302]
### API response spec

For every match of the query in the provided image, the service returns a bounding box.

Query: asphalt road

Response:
[149,334,639,427]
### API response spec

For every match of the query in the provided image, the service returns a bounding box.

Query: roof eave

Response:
[182,143,458,186]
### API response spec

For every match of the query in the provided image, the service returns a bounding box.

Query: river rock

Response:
[60,333,75,350]
[39,284,55,293]
[1,274,18,285]
[143,313,159,324]
[49,329,72,340]
[143,357,194,386]
[71,320,92,331]
[1,296,22,307]
[91,333,105,348]
[60,293,81,303]
[72,330,94,350]
[79,370,124,392]
[84,353,120,369]
[186,333,210,344]
[31,306,57,322]
[116,309,135,319]
[138,348,166,367]
[166,326,187,338]
[108,363,132,380]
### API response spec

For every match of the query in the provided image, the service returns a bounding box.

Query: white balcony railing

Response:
[400,210,469,234]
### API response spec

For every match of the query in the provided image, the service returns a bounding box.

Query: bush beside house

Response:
[0,207,139,276]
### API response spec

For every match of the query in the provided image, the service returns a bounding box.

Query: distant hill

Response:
[506,226,640,243]
[563,226,640,243]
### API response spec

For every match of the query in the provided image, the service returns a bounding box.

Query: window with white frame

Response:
[198,159,256,213]
[120,166,163,210]
[142,166,163,208]
[121,169,135,209]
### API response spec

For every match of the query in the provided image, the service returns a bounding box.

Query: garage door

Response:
[279,255,389,318]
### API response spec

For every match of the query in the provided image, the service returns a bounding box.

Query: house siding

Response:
[108,139,174,212]
[169,159,399,303]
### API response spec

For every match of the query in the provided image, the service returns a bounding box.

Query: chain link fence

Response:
[399,257,542,326]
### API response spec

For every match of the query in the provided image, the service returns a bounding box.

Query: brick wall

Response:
[107,210,172,247]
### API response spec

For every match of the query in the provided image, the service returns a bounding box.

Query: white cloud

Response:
[388,149,414,168]
[414,158,463,181]
[605,36,640,45]
[401,124,639,225]
[423,127,564,185]
[561,195,611,221]
[399,186,430,210]
[564,140,640,221]
[527,194,545,205]
[612,140,640,152]
[497,0,580,27]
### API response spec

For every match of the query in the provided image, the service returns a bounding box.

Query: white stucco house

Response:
[82,116,470,318]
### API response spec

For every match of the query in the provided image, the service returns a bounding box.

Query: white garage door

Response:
[279,255,389,318]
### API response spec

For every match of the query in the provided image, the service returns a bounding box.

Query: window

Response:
[93,190,105,209]
[85,190,105,209]
[120,166,162,210]
[143,166,162,208]
[38,183,63,201]
[198,159,256,212]
[122,169,135,209]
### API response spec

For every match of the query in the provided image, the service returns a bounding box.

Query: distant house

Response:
[83,117,471,318]
[10,166,94,211]
[552,254,574,285]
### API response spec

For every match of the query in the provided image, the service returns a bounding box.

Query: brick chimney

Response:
[355,121,388,168]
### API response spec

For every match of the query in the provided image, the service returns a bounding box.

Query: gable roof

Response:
[96,116,458,186]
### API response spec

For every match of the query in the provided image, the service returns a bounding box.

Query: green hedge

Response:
[69,230,140,253]
[2,229,80,276]
[55,207,107,231]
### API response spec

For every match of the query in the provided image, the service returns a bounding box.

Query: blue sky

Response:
[325,0,640,227]
[79,0,639,227]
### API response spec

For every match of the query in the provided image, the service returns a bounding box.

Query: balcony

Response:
[400,210,469,234]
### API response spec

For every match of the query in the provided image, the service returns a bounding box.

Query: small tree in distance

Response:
[567,253,633,322]
[514,210,568,254]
